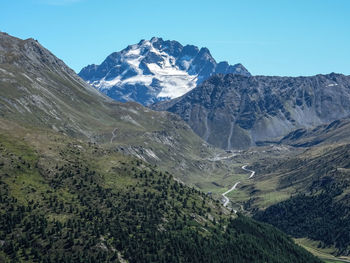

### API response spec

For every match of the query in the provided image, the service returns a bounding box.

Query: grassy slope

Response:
[251,143,350,208]
[0,119,321,262]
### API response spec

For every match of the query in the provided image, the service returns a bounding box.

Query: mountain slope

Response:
[152,73,350,149]
[275,118,350,147]
[248,143,350,255]
[0,32,237,183]
[79,37,250,105]
[0,114,322,263]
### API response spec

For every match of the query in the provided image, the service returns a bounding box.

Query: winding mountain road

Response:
[222,182,240,207]
[242,165,255,179]
[222,165,255,210]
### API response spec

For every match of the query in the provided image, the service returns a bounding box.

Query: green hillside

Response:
[0,120,321,262]
[238,143,350,256]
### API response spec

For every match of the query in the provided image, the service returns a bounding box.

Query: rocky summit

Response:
[152,73,350,149]
[78,37,250,105]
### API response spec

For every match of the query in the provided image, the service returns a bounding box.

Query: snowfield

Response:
[89,40,198,100]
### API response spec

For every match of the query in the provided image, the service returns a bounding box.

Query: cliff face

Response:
[152,73,350,149]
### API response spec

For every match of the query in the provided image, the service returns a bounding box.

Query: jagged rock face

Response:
[152,73,350,149]
[79,37,250,105]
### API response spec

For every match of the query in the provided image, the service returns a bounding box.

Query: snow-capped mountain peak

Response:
[79,37,250,105]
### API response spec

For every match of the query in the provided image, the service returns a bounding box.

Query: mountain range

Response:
[0,32,324,263]
[152,73,350,149]
[78,37,250,105]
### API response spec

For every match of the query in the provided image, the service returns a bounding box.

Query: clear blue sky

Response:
[1,0,349,76]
